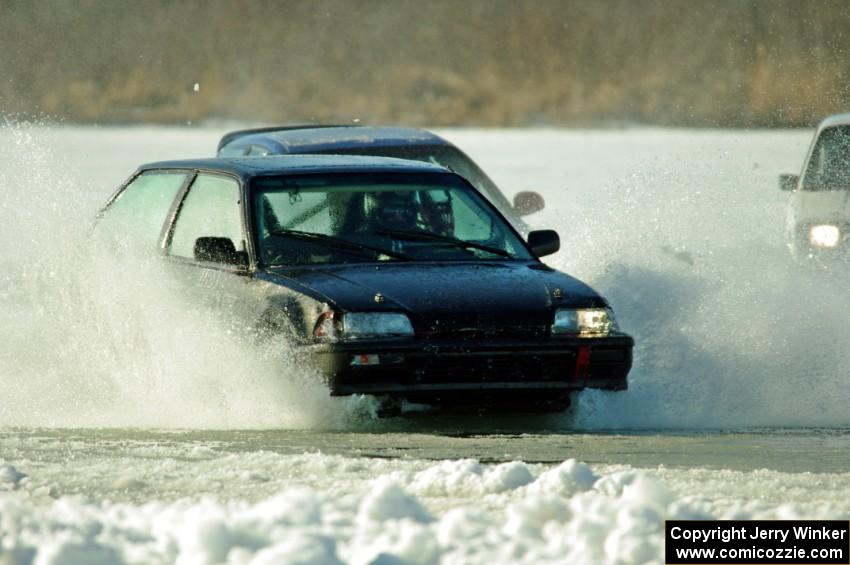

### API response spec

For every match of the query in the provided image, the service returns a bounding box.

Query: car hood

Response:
[264,262,606,337]
[792,190,850,223]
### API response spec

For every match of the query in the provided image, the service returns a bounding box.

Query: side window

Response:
[95,171,187,250]
[169,174,245,262]
[246,145,271,156]
[804,134,828,187]
[218,144,247,158]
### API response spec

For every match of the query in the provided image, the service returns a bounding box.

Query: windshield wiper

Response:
[374,229,513,258]
[268,229,412,261]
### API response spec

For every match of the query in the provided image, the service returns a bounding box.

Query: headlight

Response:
[552,308,618,336]
[342,312,414,339]
[809,224,840,248]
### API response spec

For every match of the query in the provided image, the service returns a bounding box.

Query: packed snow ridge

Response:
[2,455,849,565]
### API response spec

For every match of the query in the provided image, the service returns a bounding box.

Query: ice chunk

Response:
[250,533,341,565]
[0,461,26,489]
[359,478,431,524]
[35,538,122,565]
[528,459,597,496]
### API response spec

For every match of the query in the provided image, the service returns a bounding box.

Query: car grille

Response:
[411,352,574,383]
[419,325,549,340]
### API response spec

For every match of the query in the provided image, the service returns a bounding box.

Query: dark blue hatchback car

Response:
[216,125,546,232]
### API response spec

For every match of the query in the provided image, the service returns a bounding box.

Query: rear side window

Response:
[246,145,271,156]
[168,174,245,261]
[95,171,187,249]
[218,144,247,157]
[323,144,512,211]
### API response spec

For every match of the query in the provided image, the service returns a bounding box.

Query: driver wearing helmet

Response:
[365,190,421,232]
[364,189,455,236]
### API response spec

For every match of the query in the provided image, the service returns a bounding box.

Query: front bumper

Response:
[306,334,634,405]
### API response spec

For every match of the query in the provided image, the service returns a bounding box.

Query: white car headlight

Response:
[343,312,414,338]
[809,224,840,248]
[552,308,618,336]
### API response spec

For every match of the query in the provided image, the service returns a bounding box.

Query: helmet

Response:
[365,190,419,231]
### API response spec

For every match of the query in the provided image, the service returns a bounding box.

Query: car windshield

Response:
[313,144,514,213]
[251,172,532,266]
[802,125,850,191]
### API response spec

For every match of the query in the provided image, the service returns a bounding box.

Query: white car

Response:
[781,113,850,262]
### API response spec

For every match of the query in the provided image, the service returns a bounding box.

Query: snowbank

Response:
[2,455,849,565]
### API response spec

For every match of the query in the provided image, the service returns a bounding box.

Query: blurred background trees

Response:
[2,0,848,127]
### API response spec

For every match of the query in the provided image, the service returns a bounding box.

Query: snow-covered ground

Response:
[1,124,849,564]
[2,430,850,565]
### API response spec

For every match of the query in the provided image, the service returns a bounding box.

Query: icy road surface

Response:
[1,125,849,564]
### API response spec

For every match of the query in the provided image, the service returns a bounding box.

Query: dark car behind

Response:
[216,125,546,232]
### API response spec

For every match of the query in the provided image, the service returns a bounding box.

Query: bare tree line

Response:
[1,0,848,126]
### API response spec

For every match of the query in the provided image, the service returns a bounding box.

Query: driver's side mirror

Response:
[513,191,545,216]
[779,174,799,191]
[528,229,560,257]
[194,237,248,268]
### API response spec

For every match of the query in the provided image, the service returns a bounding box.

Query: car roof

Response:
[138,154,450,182]
[818,113,850,130]
[217,125,450,153]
